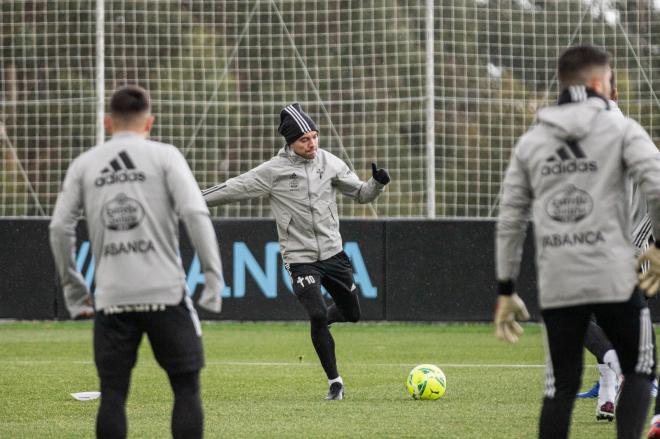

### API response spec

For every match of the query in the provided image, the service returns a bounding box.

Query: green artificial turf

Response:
[0,321,640,438]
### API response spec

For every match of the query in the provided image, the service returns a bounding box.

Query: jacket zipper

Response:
[304,161,321,259]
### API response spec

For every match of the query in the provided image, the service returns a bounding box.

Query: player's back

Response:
[72,132,192,310]
[514,96,640,308]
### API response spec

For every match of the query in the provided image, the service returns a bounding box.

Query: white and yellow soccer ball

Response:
[406,364,446,400]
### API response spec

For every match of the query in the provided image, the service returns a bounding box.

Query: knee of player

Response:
[308,311,329,326]
[553,379,582,398]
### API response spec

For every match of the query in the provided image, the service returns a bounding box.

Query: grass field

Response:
[0,321,651,438]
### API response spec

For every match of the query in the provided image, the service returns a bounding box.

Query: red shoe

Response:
[596,401,614,422]
[648,420,660,439]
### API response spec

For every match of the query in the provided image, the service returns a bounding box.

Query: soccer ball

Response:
[406,364,446,400]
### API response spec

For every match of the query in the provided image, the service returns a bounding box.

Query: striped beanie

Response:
[278,103,318,144]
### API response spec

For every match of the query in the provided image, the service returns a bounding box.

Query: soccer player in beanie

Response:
[50,85,224,439]
[495,45,660,439]
[203,103,390,400]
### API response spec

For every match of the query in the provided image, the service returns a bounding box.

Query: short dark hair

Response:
[557,45,610,89]
[110,85,150,116]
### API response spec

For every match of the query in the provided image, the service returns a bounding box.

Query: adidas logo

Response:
[541,140,597,176]
[95,150,146,187]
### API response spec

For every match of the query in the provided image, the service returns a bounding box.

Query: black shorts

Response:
[286,251,355,299]
[94,296,204,378]
[285,251,361,322]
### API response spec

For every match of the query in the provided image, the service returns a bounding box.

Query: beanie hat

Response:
[278,103,318,144]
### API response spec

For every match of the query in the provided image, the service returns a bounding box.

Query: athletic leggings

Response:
[96,371,202,439]
[288,251,361,380]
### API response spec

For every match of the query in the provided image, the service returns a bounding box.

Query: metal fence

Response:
[2,1,659,218]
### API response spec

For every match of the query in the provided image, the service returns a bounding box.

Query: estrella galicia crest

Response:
[102,193,145,231]
[545,184,593,223]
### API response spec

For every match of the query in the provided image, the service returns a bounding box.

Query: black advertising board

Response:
[8,218,660,322]
[384,220,539,321]
[0,220,56,319]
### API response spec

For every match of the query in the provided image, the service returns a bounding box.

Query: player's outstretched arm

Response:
[202,162,272,207]
[334,161,390,203]
[622,120,660,297]
[624,120,660,246]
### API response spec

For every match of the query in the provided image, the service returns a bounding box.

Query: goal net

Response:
[437,1,660,217]
[1,1,659,218]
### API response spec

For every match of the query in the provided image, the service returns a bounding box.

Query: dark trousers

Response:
[287,251,361,380]
[94,297,204,439]
[539,288,655,439]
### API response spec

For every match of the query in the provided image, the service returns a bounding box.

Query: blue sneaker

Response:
[577,382,599,398]
[652,379,658,398]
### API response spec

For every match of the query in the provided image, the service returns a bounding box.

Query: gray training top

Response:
[50,132,223,316]
[203,146,385,264]
[497,95,660,309]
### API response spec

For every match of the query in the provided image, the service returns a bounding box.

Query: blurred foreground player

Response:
[50,85,223,439]
[202,103,390,400]
[495,45,659,439]
[576,73,655,421]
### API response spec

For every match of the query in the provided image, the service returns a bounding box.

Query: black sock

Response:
[169,371,203,439]
[295,284,339,380]
[310,317,338,379]
[617,374,652,439]
[97,374,131,439]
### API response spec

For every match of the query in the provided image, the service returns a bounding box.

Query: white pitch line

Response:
[205,361,550,369]
[0,360,94,365]
[0,359,591,369]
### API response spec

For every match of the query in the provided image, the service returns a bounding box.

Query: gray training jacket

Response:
[497,96,660,309]
[50,132,224,316]
[203,146,385,264]
[613,99,655,254]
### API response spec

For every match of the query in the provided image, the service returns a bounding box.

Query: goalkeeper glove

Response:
[197,279,223,313]
[638,244,660,297]
[371,162,391,185]
[494,293,530,343]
